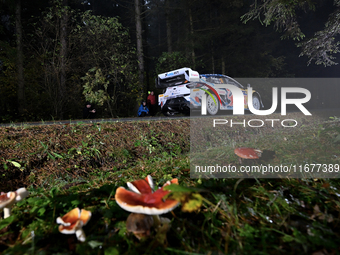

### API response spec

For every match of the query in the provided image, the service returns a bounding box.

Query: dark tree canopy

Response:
[242,0,340,66]
[0,0,339,122]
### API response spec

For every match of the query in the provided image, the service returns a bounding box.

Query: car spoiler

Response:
[155,67,200,89]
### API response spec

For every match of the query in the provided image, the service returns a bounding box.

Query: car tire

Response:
[207,93,219,115]
[252,94,261,110]
[164,111,175,117]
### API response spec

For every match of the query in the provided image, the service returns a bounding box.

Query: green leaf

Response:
[71,199,81,207]
[334,134,340,143]
[114,221,127,237]
[163,184,202,193]
[51,152,64,159]
[37,207,46,216]
[181,193,203,213]
[105,247,119,255]
[0,215,16,231]
[7,160,21,168]
[167,191,203,213]
[47,152,55,161]
[88,240,103,249]
[282,234,294,243]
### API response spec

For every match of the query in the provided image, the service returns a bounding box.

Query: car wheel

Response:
[164,111,176,117]
[252,94,261,110]
[207,93,219,115]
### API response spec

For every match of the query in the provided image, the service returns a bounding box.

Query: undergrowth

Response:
[0,113,339,254]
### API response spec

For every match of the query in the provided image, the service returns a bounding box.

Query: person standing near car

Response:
[147,91,157,116]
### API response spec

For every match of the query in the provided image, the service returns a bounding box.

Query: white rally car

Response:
[156,67,264,116]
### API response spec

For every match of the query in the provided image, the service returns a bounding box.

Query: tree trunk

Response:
[59,0,68,119]
[211,41,215,73]
[16,0,25,116]
[188,8,195,68]
[166,0,172,53]
[135,0,144,98]
[221,57,225,74]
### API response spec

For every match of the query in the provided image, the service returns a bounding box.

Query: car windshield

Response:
[200,74,244,89]
[225,76,244,89]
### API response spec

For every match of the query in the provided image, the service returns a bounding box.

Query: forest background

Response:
[1,0,340,122]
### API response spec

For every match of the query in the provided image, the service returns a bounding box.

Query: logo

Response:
[200,85,311,116]
[164,70,179,77]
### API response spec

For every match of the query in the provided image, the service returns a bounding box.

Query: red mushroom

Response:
[115,175,179,238]
[115,175,179,215]
[56,208,92,242]
[127,175,154,195]
[234,147,262,164]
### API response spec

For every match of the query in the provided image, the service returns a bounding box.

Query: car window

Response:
[200,74,244,89]
[226,77,244,89]
[206,76,224,84]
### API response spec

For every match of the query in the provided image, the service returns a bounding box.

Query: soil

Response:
[0,119,190,192]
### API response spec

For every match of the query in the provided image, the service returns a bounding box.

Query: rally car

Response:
[156,67,264,116]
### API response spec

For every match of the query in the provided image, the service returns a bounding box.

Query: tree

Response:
[59,0,69,119]
[135,0,145,98]
[15,0,25,115]
[111,0,147,100]
[0,41,17,121]
[145,0,288,77]
[155,51,194,74]
[242,0,340,66]
[27,2,138,119]
[165,0,172,53]
[1,0,25,115]
[78,11,139,117]
[27,0,75,119]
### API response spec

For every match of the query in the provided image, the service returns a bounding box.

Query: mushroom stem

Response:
[3,207,11,219]
[152,215,161,228]
[75,228,86,242]
[126,213,154,240]
[152,215,171,231]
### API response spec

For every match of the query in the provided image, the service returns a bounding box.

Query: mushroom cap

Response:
[15,187,29,201]
[115,176,179,215]
[127,175,154,194]
[57,208,92,234]
[0,192,16,210]
[234,147,262,159]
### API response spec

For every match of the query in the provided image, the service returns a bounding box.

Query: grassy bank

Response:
[0,112,340,254]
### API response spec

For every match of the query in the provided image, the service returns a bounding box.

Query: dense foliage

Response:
[1,0,139,122]
[0,0,339,122]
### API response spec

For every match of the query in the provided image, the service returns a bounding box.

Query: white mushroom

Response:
[0,192,16,218]
[56,208,92,242]
[0,187,29,218]
[15,187,30,201]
